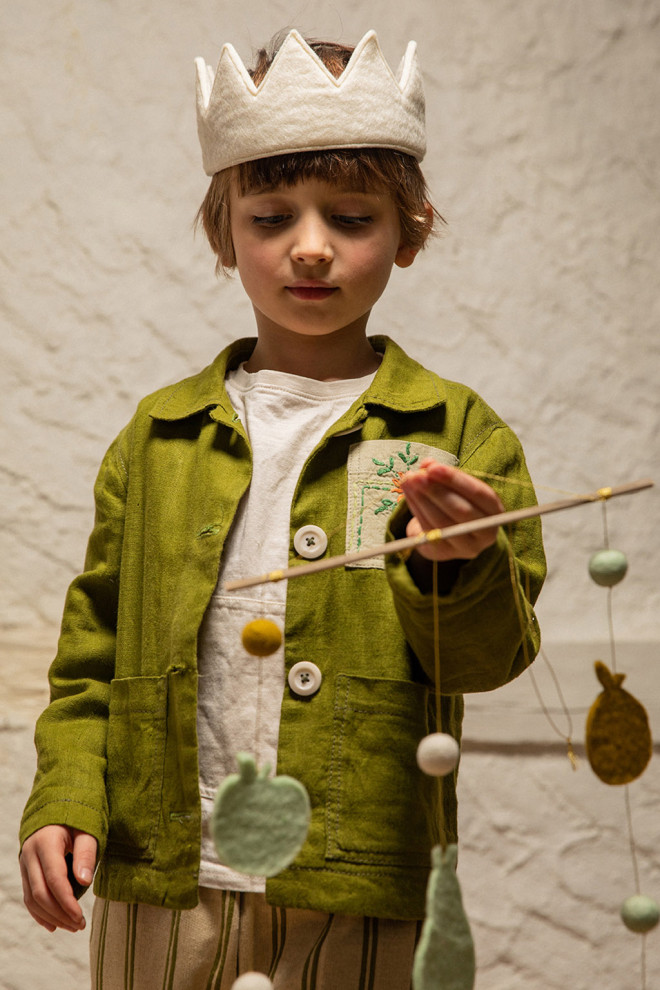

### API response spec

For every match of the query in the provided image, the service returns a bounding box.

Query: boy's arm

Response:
[385,428,546,694]
[19,426,131,903]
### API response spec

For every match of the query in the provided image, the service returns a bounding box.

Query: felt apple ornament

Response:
[212,753,311,876]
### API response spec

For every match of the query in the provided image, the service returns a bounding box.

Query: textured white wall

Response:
[1,0,658,987]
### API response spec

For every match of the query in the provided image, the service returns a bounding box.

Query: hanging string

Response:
[599,500,619,673]
[431,560,448,851]
[624,784,648,989]
[503,525,578,769]
[467,468,578,499]
[599,500,647,989]
[624,785,642,896]
[527,651,578,770]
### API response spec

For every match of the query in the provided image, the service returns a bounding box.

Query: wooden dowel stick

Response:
[224,478,654,592]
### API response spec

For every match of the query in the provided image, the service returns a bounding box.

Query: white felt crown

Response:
[195,30,426,175]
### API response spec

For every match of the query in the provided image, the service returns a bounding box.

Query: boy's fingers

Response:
[20,852,84,932]
[402,463,502,561]
[71,830,97,888]
[20,827,86,931]
[411,461,504,514]
[40,852,85,926]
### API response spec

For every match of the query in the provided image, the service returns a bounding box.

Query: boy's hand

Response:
[400,460,504,563]
[20,825,97,933]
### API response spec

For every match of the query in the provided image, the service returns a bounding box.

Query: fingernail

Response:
[79,868,92,884]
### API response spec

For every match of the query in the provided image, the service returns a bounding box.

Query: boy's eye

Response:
[252,215,289,227]
[334,215,373,227]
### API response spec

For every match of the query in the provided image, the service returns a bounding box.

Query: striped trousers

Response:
[90,888,421,990]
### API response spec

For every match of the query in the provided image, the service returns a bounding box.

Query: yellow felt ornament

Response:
[241,619,282,657]
[585,661,652,785]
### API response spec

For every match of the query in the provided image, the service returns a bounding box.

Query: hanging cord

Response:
[625,783,647,989]
[600,501,646,989]
[432,560,448,851]
[504,525,578,769]
[527,651,578,770]
[600,500,618,673]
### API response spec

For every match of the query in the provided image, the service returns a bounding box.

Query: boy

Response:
[19,30,545,988]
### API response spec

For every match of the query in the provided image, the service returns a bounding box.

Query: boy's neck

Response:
[243,325,382,381]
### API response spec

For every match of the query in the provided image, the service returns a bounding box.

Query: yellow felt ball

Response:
[241,620,282,657]
[585,661,652,785]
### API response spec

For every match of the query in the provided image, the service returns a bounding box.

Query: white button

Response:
[293,525,328,559]
[288,661,322,697]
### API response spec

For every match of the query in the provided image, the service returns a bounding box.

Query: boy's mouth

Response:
[286,283,338,301]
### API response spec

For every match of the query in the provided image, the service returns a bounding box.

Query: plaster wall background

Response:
[1,0,658,986]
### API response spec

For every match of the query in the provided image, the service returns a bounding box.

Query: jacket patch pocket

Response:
[345,440,458,568]
[106,674,168,858]
[326,674,439,867]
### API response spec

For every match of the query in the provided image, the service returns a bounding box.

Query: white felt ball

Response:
[621,894,660,933]
[231,974,274,990]
[416,733,460,777]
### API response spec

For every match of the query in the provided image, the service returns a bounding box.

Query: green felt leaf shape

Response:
[212,753,311,877]
[412,844,476,990]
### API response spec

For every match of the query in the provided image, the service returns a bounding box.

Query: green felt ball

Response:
[621,894,660,933]
[588,549,628,587]
[212,753,310,877]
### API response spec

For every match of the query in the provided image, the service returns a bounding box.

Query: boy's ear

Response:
[394,243,419,269]
[394,201,434,268]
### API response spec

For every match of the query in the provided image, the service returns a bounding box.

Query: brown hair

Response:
[196,35,443,275]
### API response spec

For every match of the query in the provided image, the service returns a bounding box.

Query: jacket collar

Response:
[149,335,445,422]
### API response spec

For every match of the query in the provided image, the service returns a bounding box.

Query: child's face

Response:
[227,178,416,340]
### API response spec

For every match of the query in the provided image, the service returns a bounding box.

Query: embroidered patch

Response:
[345,440,459,569]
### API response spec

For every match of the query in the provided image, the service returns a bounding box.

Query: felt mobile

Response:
[217,475,655,989]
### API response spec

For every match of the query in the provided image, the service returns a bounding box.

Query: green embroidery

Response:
[356,483,395,546]
[371,442,419,477]
[374,497,397,515]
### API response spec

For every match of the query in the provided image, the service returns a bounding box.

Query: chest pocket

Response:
[344,440,458,569]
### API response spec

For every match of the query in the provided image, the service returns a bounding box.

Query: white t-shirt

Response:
[197,362,376,890]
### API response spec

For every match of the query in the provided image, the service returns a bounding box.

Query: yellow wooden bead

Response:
[241,619,282,657]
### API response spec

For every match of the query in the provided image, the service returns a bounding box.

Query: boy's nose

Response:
[291,217,334,265]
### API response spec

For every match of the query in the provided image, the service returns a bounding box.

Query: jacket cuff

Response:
[19,789,108,861]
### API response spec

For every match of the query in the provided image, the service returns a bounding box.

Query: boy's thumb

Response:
[71,830,98,887]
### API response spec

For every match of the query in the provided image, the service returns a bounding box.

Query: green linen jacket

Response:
[20,336,545,920]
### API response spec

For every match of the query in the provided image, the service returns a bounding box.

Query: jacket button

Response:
[288,661,322,697]
[293,525,328,559]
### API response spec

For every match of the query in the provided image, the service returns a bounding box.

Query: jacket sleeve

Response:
[384,422,546,695]
[19,424,131,855]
